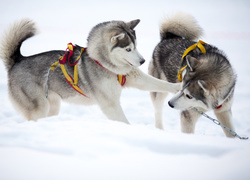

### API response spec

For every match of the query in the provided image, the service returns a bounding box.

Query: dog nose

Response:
[168,101,174,108]
[140,59,145,65]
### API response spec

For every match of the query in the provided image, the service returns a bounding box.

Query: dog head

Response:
[87,20,145,74]
[168,55,236,111]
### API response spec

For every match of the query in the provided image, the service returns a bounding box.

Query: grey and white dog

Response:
[149,12,236,137]
[0,19,180,123]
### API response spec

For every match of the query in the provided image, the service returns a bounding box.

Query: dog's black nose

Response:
[140,59,145,65]
[168,101,174,108]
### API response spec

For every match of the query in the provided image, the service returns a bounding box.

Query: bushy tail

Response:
[160,12,203,41]
[0,19,37,71]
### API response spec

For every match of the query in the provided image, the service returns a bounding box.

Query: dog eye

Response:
[126,48,131,52]
[186,94,193,99]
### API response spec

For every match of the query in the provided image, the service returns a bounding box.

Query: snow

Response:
[0,0,250,179]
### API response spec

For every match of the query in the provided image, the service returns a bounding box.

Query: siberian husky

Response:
[149,12,236,137]
[0,19,180,123]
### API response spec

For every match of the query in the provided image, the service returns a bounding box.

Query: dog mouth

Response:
[123,58,145,67]
[123,59,134,66]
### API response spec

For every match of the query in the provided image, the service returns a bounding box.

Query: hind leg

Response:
[11,96,50,121]
[47,91,61,117]
[26,98,50,120]
[150,92,168,129]
[9,86,50,121]
[181,108,202,134]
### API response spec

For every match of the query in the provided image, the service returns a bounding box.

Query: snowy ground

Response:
[0,0,250,179]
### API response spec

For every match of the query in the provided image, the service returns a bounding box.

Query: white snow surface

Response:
[0,0,250,179]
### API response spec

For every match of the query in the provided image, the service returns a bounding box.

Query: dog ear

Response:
[198,80,208,94]
[186,55,199,71]
[126,19,140,29]
[111,33,125,43]
[182,68,187,79]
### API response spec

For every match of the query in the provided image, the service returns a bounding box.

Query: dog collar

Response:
[93,59,126,86]
[216,105,222,109]
[177,40,207,82]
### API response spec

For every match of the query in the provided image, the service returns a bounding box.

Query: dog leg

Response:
[150,92,168,129]
[19,98,50,121]
[48,91,61,117]
[181,109,201,134]
[214,109,234,137]
[26,96,51,120]
[9,87,50,120]
[126,69,180,93]
[98,101,129,124]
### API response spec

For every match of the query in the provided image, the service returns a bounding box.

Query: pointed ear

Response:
[126,19,140,29]
[111,33,125,43]
[182,68,187,78]
[186,55,199,71]
[198,80,208,94]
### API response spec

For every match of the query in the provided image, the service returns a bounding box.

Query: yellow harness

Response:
[50,43,87,96]
[48,43,126,97]
[177,40,207,82]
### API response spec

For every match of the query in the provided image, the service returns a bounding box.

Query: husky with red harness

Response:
[0,19,180,123]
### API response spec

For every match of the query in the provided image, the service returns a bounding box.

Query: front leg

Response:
[98,100,129,124]
[125,68,180,93]
[150,91,168,129]
[214,108,234,137]
[181,108,202,134]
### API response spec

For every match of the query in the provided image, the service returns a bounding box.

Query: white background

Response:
[0,0,250,179]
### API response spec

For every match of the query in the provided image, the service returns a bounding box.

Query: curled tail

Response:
[160,12,203,41]
[0,19,37,71]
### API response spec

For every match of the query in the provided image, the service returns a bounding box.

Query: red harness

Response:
[50,43,87,97]
[51,43,127,97]
[216,105,222,109]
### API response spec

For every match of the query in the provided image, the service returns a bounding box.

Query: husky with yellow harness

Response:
[149,12,237,137]
[0,19,180,123]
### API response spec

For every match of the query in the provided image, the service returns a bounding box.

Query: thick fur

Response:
[0,19,180,123]
[160,12,203,41]
[149,12,236,137]
[0,19,37,71]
